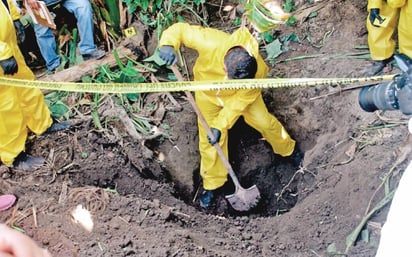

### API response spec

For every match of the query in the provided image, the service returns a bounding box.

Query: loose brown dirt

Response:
[1,0,411,256]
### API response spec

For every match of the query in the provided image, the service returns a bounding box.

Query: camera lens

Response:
[358,82,399,112]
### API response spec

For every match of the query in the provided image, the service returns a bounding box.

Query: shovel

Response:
[171,65,261,211]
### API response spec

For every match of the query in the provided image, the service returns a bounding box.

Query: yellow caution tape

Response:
[0,74,396,94]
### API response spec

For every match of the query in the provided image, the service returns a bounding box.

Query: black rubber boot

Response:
[43,120,74,135]
[12,152,45,172]
[199,190,215,209]
[363,57,393,76]
[289,146,304,167]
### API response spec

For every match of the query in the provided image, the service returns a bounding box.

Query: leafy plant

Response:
[261,30,275,43]
[104,0,121,33]
[265,39,282,63]
[92,0,122,40]
[282,0,295,12]
[233,16,242,27]
[285,15,297,26]
[44,91,72,119]
[282,0,298,26]
[264,32,300,64]
[122,0,207,40]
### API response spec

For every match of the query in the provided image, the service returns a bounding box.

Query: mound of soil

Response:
[1,0,411,256]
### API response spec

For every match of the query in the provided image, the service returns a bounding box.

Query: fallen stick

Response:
[39,45,136,82]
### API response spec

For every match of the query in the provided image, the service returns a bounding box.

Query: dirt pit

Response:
[1,0,412,256]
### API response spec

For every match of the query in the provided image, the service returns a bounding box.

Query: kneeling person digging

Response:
[158,22,300,209]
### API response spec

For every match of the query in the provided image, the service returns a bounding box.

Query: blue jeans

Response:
[33,0,98,71]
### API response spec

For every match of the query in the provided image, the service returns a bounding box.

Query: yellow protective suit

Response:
[159,23,296,190]
[387,0,412,58]
[0,0,52,166]
[367,0,400,61]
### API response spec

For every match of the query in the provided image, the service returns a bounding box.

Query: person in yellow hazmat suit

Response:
[365,0,400,76]
[158,22,302,209]
[386,0,412,58]
[0,0,71,171]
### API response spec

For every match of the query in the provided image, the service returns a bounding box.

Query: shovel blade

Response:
[225,185,261,211]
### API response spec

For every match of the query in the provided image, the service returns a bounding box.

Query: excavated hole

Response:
[65,115,305,217]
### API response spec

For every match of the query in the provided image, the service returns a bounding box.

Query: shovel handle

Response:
[170,65,242,187]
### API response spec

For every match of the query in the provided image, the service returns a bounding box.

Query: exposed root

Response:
[67,186,110,214]
[6,203,50,228]
[276,166,309,202]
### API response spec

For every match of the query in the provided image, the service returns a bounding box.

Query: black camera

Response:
[359,54,412,115]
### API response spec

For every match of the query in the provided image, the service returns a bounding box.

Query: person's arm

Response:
[0,224,52,257]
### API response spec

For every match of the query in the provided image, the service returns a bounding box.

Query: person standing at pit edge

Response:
[158,22,302,209]
[364,0,400,76]
[0,0,71,171]
[25,0,105,73]
[387,0,412,57]
[365,0,412,76]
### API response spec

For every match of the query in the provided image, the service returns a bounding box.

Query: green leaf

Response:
[265,39,282,61]
[285,16,298,26]
[176,15,185,22]
[141,0,149,12]
[326,243,337,254]
[360,228,370,243]
[113,48,125,70]
[49,101,70,119]
[193,0,205,5]
[261,30,274,43]
[11,224,25,233]
[126,93,139,101]
[283,0,295,12]
[126,1,137,13]
[167,72,177,81]
[326,242,343,256]
[104,0,121,33]
[91,110,103,129]
[139,13,154,26]
[309,11,318,18]
[281,33,300,43]
[122,66,139,77]
[81,75,93,83]
[155,0,162,9]
[233,17,242,26]
[115,71,144,83]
